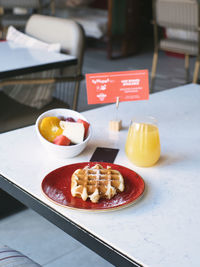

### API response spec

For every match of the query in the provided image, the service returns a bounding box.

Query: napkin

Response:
[6,26,61,52]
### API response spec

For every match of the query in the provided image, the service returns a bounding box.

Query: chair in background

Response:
[151,0,200,92]
[0,14,85,133]
[0,245,41,266]
[24,14,85,111]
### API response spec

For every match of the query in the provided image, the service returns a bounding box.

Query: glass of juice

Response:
[125,117,160,167]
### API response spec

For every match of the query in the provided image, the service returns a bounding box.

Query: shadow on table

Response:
[156,154,186,167]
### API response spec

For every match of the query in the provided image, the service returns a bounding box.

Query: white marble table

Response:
[0,41,76,79]
[0,83,200,267]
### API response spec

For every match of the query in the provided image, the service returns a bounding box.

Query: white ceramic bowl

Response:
[35,108,91,158]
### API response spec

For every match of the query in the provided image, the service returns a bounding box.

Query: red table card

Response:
[86,70,149,104]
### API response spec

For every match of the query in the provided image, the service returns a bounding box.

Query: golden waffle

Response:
[71,164,125,203]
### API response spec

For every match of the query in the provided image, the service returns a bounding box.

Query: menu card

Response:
[86,69,149,104]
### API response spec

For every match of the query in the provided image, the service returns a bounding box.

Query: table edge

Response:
[0,57,77,79]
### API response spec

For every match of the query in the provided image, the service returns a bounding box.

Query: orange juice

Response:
[125,122,160,167]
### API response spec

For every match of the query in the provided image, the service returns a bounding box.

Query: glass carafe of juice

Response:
[125,117,160,167]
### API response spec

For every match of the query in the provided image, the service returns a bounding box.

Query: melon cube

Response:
[60,121,84,144]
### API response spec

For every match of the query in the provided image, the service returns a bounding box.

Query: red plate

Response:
[41,162,145,211]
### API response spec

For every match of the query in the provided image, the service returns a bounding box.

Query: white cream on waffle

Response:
[71,164,125,203]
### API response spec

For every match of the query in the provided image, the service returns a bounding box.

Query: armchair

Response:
[151,0,200,92]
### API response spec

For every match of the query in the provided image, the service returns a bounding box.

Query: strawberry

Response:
[53,135,71,146]
[65,117,76,122]
[77,119,90,138]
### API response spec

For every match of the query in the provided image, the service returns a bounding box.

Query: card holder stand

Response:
[109,120,122,131]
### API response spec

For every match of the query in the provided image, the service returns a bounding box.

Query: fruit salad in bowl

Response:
[35,108,91,158]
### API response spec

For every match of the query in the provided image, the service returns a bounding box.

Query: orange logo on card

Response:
[86,70,149,104]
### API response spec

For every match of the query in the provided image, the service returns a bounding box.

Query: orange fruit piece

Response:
[39,117,63,142]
